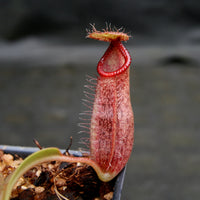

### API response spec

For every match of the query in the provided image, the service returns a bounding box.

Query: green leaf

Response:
[0,147,62,200]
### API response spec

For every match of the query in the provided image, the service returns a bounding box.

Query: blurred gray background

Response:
[0,0,200,199]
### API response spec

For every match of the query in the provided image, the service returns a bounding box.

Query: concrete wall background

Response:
[0,0,200,43]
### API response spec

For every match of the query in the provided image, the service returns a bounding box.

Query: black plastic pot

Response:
[0,145,126,200]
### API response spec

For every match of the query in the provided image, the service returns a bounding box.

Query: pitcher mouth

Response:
[97,40,131,77]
